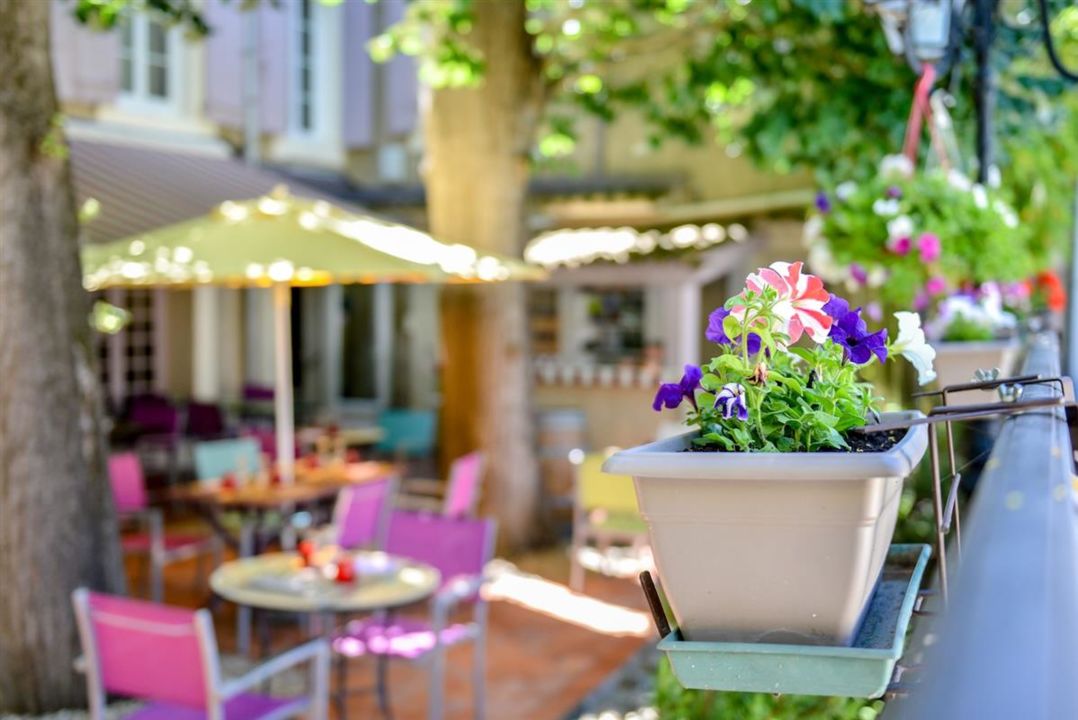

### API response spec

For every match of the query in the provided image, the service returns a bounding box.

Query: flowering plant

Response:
[804,155,1033,312]
[653,261,935,453]
[925,284,1019,343]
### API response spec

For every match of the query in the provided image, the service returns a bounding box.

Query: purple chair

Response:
[109,453,222,603]
[73,589,329,719]
[330,477,397,550]
[400,451,484,519]
[127,394,182,486]
[186,402,226,440]
[332,510,497,720]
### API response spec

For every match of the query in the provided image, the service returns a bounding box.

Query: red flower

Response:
[741,261,832,344]
[1036,270,1067,312]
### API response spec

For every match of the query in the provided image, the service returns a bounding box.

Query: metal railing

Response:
[887,332,1078,718]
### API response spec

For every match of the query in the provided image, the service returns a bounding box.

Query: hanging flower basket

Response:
[606,261,932,645]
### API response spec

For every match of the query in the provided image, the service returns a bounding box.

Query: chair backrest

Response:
[576,452,639,514]
[386,510,496,593]
[127,394,178,435]
[192,437,262,481]
[72,589,216,710]
[243,383,275,401]
[108,452,149,514]
[375,409,437,458]
[333,477,396,549]
[186,402,225,439]
[444,451,484,518]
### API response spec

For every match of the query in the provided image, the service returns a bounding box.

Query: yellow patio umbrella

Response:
[83,186,543,482]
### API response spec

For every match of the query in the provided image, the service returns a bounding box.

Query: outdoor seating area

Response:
[4,2,1078,720]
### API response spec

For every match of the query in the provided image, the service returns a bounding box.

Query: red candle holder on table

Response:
[334,555,356,584]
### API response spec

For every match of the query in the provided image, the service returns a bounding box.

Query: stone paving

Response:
[564,645,660,720]
[6,538,651,719]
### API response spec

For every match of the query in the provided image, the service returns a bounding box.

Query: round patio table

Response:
[210,550,440,615]
[212,550,439,719]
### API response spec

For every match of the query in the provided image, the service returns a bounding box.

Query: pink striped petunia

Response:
[740,261,833,344]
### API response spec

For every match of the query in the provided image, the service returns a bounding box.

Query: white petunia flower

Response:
[879,154,914,180]
[993,199,1019,228]
[802,215,824,246]
[807,241,844,282]
[887,215,914,240]
[892,312,937,385]
[947,169,972,192]
[835,181,858,201]
[873,198,901,217]
[867,266,888,288]
[971,184,988,209]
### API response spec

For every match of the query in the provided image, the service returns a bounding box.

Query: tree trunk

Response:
[0,1,124,711]
[423,0,545,550]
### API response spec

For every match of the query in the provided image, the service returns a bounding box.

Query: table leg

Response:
[376,652,392,720]
[235,517,257,657]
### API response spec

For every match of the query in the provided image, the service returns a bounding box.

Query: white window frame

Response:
[116,11,184,116]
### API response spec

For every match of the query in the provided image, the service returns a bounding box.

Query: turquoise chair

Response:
[374,409,437,460]
[192,437,263,483]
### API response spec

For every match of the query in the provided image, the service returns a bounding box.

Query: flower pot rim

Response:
[603,410,927,481]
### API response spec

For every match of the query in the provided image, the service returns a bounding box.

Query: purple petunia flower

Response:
[715,383,749,421]
[815,192,832,214]
[822,295,889,364]
[849,263,868,286]
[705,307,762,355]
[652,364,703,412]
[886,185,903,199]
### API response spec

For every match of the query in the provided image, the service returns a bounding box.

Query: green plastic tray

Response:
[657,544,932,698]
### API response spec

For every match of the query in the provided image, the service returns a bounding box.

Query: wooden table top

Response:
[170,460,398,509]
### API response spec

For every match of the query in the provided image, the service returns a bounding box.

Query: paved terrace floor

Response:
[128,525,651,720]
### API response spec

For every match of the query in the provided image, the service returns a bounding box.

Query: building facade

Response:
[54,0,431,425]
[54,0,810,452]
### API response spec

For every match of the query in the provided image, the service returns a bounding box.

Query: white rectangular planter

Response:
[934,339,1021,392]
[603,411,927,646]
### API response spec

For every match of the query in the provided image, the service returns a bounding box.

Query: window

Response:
[96,289,159,413]
[118,13,174,104]
[292,0,316,133]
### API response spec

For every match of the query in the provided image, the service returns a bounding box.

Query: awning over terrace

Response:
[69,139,351,244]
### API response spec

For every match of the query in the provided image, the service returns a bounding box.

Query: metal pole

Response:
[273,282,296,484]
[1067,182,1078,378]
[972,0,996,183]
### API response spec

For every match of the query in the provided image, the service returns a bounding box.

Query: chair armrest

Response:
[400,478,444,497]
[218,638,329,699]
[120,508,164,548]
[433,575,488,615]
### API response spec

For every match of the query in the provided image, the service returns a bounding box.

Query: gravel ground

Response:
[565,643,660,720]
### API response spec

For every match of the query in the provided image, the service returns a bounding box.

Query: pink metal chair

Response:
[110,452,223,603]
[332,510,497,720]
[73,589,329,720]
[330,477,397,550]
[399,451,484,518]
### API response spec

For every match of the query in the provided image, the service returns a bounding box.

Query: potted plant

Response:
[803,155,1033,388]
[604,261,933,646]
[925,283,1023,389]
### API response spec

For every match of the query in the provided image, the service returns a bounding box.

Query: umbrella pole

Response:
[273,282,296,485]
